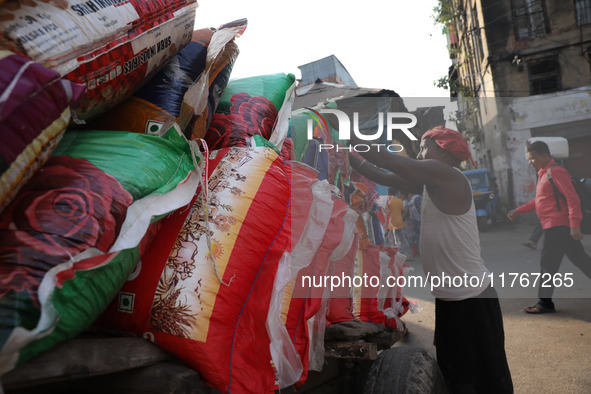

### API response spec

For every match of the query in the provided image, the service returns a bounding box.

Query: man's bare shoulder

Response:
[420,159,466,186]
[425,165,472,215]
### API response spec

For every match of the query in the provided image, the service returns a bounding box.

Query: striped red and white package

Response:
[283,196,356,385]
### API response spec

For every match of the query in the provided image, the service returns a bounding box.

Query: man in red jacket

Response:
[508,141,591,313]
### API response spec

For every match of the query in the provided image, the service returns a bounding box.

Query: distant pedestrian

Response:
[401,192,421,259]
[408,193,422,256]
[508,141,591,313]
[387,190,413,259]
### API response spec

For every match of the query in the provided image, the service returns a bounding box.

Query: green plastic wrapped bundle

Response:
[0,125,202,374]
[204,73,296,150]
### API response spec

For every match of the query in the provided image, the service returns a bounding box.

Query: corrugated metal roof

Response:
[293,81,400,109]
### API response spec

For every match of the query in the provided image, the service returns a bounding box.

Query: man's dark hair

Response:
[527,141,550,156]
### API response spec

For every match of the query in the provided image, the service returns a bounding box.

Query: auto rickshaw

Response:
[464,169,500,231]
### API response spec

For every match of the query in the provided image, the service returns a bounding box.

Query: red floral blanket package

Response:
[0,0,198,120]
[96,146,292,393]
[204,73,296,150]
[0,125,202,375]
[91,70,298,393]
[0,50,84,214]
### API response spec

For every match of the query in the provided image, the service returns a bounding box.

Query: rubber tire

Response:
[363,347,446,394]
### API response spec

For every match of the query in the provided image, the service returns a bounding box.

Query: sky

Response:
[193,0,453,98]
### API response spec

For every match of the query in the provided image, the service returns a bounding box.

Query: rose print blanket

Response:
[204,73,296,151]
[0,125,202,375]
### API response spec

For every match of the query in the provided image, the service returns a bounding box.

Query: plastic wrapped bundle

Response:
[0,0,198,120]
[348,182,376,250]
[283,196,357,384]
[0,50,84,214]
[267,162,333,387]
[351,246,409,330]
[326,234,359,324]
[307,198,357,373]
[290,107,351,193]
[204,73,296,150]
[380,251,412,329]
[351,246,385,325]
[85,21,244,139]
[96,146,291,393]
[0,125,202,375]
[180,20,246,140]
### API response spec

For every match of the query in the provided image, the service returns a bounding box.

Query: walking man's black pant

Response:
[538,226,591,307]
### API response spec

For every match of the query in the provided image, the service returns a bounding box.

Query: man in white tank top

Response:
[349,126,513,393]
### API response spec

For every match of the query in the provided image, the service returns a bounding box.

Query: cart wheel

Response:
[363,347,446,394]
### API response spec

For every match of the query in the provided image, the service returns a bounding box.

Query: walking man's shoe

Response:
[524,303,555,314]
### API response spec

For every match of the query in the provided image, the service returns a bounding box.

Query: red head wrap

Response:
[421,126,472,162]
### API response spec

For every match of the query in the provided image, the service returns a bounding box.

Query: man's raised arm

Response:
[349,153,422,194]
[349,132,463,190]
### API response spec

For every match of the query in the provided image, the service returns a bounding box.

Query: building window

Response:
[527,57,560,95]
[512,0,550,40]
[575,0,591,25]
[471,6,484,63]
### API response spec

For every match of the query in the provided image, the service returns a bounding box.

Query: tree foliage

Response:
[432,0,456,26]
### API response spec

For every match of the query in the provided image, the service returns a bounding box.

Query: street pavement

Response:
[396,221,591,394]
